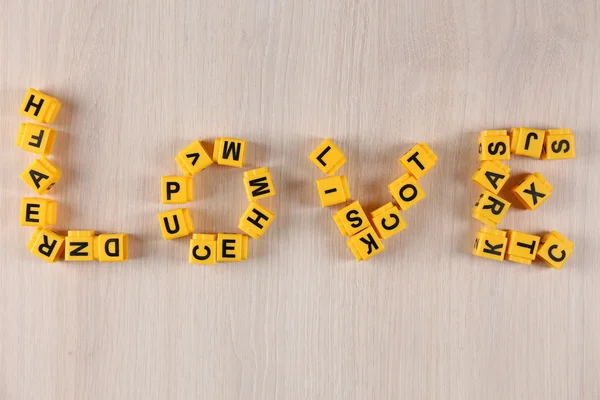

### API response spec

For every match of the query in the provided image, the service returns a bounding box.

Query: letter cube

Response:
[332,200,370,237]
[472,227,507,262]
[217,233,248,262]
[370,203,407,239]
[27,227,65,263]
[238,202,275,239]
[96,233,129,262]
[243,167,276,201]
[175,140,213,175]
[537,231,574,270]
[471,160,511,195]
[189,234,218,265]
[316,176,351,207]
[541,129,576,160]
[398,142,438,179]
[505,230,541,265]
[510,127,545,159]
[212,138,246,167]
[19,88,62,124]
[20,197,57,227]
[162,176,193,204]
[347,226,385,261]
[511,172,552,210]
[388,173,426,211]
[472,191,511,227]
[308,138,346,175]
[20,157,62,195]
[158,208,194,240]
[65,230,96,262]
[478,130,510,161]
[16,123,56,155]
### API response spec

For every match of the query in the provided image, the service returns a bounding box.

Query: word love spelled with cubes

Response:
[159,139,276,264]
[17,88,128,263]
[309,139,438,261]
[472,127,576,269]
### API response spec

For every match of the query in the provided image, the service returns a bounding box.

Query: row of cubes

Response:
[479,128,575,161]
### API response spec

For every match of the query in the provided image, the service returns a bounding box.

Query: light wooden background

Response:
[1,0,599,399]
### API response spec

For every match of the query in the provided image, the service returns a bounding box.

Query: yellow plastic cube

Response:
[27,227,65,263]
[16,123,56,155]
[19,88,62,124]
[158,208,194,240]
[20,157,62,195]
[472,191,511,227]
[212,138,246,167]
[472,227,507,262]
[510,127,545,158]
[308,138,346,175]
[316,176,351,207]
[511,172,552,210]
[65,230,96,262]
[505,230,541,265]
[238,202,275,239]
[189,234,218,265]
[398,142,438,179]
[161,176,193,204]
[175,140,213,175]
[217,233,248,262]
[541,129,576,160]
[243,167,276,201]
[347,226,385,261]
[388,173,426,211]
[471,160,511,195]
[332,200,370,237]
[20,197,57,227]
[537,231,574,270]
[96,234,128,262]
[478,130,510,161]
[370,203,407,239]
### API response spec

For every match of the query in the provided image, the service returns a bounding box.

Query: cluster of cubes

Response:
[158,139,276,264]
[309,139,438,261]
[471,128,575,269]
[17,89,128,263]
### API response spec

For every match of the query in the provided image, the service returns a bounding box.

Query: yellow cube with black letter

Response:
[243,167,276,201]
[158,208,194,240]
[511,172,553,210]
[332,200,370,237]
[478,130,510,161]
[347,226,385,261]
[65,230,96,262]
[472,191,511,227]
[161,176,193,204]
[96,233,128,262]
[537,231,574,270]
[216,233,248,262]
[472,227,507,262]
[212,138,246,167]
[20,197,57,227]
[398,143,438,179]
[510,127,545,158]
[388,173,426,211]
[189,234,218,265]
[238,202,275,239]
[27,227,65,263]
[370,203,407,239]
[308,139,346,176]
[16,123,56,155]
[20,157,62,195]
[541,129,576,160]
[505,230,540,265]
[316,176,351,207]
[19,88,62,124]
[471,160,511,195]
[175,140,213,175]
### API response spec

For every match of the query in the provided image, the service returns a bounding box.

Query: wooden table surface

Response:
[1,0,599,398]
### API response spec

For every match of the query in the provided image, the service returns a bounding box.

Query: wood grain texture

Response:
[1,0,599,398]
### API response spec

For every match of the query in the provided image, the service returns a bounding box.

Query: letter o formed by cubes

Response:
[160,139,276,264]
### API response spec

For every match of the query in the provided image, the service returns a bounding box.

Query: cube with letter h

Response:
[243,167,276,201]
[19,88,62,124]
[238,202,275,239]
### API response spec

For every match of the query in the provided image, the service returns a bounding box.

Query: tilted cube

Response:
[19,88,62,124]
[388,173,426,211]
[398,142,438,179]
[175,140,213,175]
[332,200,370,237]
[20,157,62,195]
[238,202,275,239]
[511,172,552,210]
[537,231,574,270]
[27,227,65,263]
[471,160,511,194]
[370,203,407,239]
[308,138,346,176]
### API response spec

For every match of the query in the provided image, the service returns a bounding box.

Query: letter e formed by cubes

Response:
[19,88,62,124]
[308,139,346,176]
[27,228,65,263]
